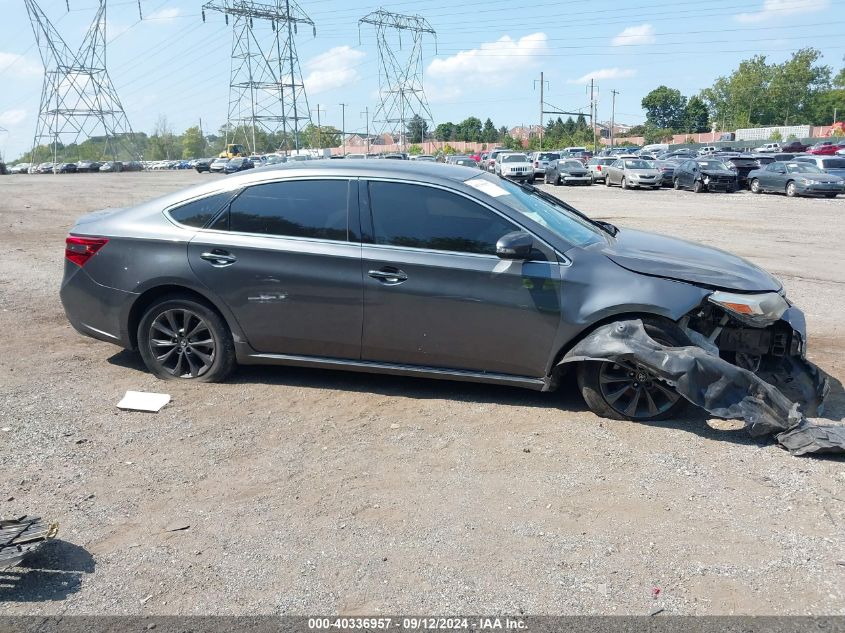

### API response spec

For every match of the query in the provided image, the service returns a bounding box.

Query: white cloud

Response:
[0,52,42,78]
[426,32,548,101]
[0,109,27,127]
[735,0,829,22]
[146,7,181,21]
[611,24,655,46]
[568,68,637,84]
[303,45,365,95]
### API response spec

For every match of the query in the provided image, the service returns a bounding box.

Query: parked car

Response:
[748,161,844,197]
[99,161,123,172]
[673,159,738,193]
[59,160,821,426]
[35,162,54,174]
[586,157,616,183]
[345,153,367,160]
[484,148,510,173]
[544,159,591,186]
[495,153,534,182]
[719,155,765,187]
[753,142,781,153]
[807,141,845,155]
[654,158,683,187]
[0,161,6,175]
[194,158,213,173]
[604,158,661,189]
[792,155,845,179]
[264,155,286,165]
[10,162,31,174]
[698,146,718,155]
[411,155,436,162]
[530,152,560,177]
[76,160,102,172]
[209,158,229,173]
[57,162,78,174]
[771,153,797,162]
[381,153,406,160]
[124,160,144,172]
[780,141,809,153]
[453,157,479,168]
[222,157,254,174]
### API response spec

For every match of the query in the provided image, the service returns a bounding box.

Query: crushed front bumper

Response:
[560,318,837,456]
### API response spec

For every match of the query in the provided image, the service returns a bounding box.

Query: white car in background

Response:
[753,142,781,153]
[530,151,560,177]
[495,152,534,182]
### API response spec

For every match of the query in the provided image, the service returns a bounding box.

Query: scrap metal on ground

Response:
[0,517,59,570]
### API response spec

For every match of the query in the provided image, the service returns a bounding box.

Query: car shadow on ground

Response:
[0,540,95,602]
[108,349,845,457]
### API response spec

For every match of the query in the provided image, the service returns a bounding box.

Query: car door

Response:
[763,163,785,191]
[359,179,563,378]
[187,178,363,359]
[608,160,620,184]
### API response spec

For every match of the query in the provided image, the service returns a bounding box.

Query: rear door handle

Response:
[368,268,408,284]
[200,250,237,266]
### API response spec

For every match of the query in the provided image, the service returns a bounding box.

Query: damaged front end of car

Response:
[559,290,840,456]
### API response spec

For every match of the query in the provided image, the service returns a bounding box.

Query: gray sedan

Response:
[60,160,825,428]
[748,161,845,197]
[604,158,662,189]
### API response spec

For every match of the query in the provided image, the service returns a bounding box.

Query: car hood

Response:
[626,169,660,176]
[601,228,781,292]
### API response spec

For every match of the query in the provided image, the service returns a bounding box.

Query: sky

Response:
[0,0,843,160]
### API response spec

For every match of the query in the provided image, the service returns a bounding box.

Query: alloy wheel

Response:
[147,309,216,378]
[598,361,681,419]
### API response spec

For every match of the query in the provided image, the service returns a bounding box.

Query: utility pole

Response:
[534,72,549,149]
[312,104,326,148]
[609,89,619,149]
[199,117,205,155]
[339,102,347,156]
[587,79,598,153]
[361,106,370,153]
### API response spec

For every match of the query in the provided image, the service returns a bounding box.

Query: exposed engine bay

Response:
[559,290,841,455]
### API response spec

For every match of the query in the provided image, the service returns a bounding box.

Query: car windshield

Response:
[697,160,728,170]
[465,174,603,247]
[502,154,527,163]
[213,158,228,163]
[229,158,243,165]
[821,158,845,168]
[563,160,584,169]
[538,153,559,160]
[623,160,651,169]
[786,163,823,173]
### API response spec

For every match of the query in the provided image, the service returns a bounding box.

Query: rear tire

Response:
[137,295,236,382]
[577,318,690,422]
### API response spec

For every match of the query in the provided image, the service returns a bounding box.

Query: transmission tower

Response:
[203,0,314,154]
[359,9,436,151]
[24,0,140,165]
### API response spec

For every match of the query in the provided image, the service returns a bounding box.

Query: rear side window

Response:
[228,180,348,240]
[368,181,518,255]
[168,192,233,228]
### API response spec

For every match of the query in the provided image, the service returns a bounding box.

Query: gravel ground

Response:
[0,171,843,615]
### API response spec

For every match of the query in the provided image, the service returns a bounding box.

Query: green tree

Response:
[434,122,454,141]
[481,118,497,143]
[302,124,341,148]
[181,125,205,158]
[456,116,483,142]
[642,85,687,129]
[406,115,428,143]
[408,144,423,155]
[684,96,710,133]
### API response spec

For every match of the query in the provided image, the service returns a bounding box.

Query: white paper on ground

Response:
[117,391,171,412]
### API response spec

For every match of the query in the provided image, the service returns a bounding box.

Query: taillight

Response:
[596,165,602,171]
[65,236,108,267]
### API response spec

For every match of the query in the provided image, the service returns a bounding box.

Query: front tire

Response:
[137,296,236,382]
[786,181,798,197]
[692,180,704,193]
[621,177,628,190]
[673,178,681,190]
[750,178,762,194]
[577,318,690,422]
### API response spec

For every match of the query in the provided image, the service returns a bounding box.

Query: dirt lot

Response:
[1,171,843,615]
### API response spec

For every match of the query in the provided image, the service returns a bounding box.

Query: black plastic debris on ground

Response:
[0,516,59,570]
[560,319,840,456]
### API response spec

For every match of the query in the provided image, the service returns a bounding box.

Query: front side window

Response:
[368,181,518,255]
[227,179,348,240]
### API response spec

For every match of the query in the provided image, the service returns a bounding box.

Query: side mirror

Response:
[496,231,534,260]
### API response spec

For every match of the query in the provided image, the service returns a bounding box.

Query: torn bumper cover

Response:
[560,319,840,456]
[0,516,59,570]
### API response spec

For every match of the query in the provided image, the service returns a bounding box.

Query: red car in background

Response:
[807,140,845,155]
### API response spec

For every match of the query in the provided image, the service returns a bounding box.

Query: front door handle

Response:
[368,268,408,284]
[200,250,237,266]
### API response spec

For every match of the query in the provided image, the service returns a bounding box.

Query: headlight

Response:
[708,291,789,326]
